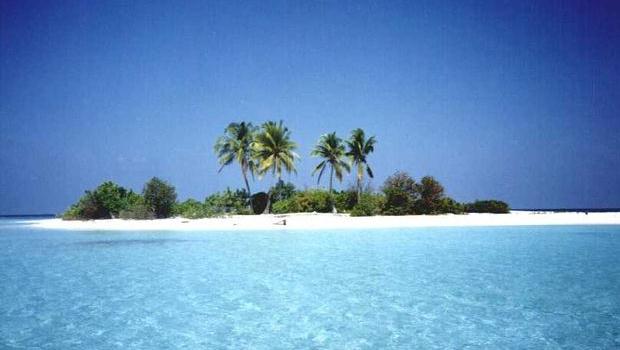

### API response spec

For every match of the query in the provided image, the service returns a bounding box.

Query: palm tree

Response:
[346,128,376,202]
[253,120,299,181]
[311,132,350,212]
[214,122,257,195]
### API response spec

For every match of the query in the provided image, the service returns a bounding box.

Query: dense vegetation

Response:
[464,200,510,214]
[62,121,509,219]
[63,178,174,220]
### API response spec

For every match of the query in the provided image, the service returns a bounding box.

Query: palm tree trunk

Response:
[242,168,251,196]
[242,168,253,212]
[329,165,335,213]
[357,169,362,203]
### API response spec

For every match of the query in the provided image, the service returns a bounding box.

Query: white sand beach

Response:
[29,211,620,231]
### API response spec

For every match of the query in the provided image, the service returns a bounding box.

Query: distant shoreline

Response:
[0,214,56,219]
[26,211,620,231]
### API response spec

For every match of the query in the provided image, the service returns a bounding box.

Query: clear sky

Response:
[1,0,619,214]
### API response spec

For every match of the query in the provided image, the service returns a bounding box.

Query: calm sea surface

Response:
[1,219,619,349]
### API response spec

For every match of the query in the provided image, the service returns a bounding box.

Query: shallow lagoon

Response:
[1,220,619,349]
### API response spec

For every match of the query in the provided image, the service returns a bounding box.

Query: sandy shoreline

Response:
[27,211,620,231]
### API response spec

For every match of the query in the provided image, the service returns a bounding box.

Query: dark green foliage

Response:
[78,191,108,219]
[350,193,385,216]
[269,180,296,204]
[415,176,445,214]
[61,204,82,220]
[173,189,252,218]
[333,189,357,213]
[294,190,332,213]
[204,188,251,215]
[61,181,138,220]
[271,198,299,214]
[438,197,465,214]
[465,200,510,213]
[143,177,177,218]
[62,191,105,220]
[119,199,154,220]
[271,189,332,213]
[173,199,208,219]
[383,188,414,215]
[382,172,418,215]
[251,192,270,214]
[95,181,128,218]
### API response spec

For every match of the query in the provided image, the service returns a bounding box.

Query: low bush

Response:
[437,197,465,214]
[143,177,177,218]
[61,204,83,220]
[333,190,357,213]
[271,198,298,214]
[465,200,510,214]
[119,202,154,220]
[174,199,209,219]
[294,190,332,213]
[271,189,333,213]
[383,187,414,215]
[381,172,419,215]
[204,188,251,215]
[62,182,134,220]
[350,193,384,216]
[269,181,296,204]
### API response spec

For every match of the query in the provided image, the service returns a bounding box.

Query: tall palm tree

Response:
[311,132,350,212]
[253,120,299,181]
[214,122,258,195]
[346,128,376,202]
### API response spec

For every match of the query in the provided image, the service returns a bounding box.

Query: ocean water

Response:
[1,220,619,349]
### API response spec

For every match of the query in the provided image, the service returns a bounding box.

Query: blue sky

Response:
[1,0,619,214]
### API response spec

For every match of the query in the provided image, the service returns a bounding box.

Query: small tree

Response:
[269,180,296,205]
[62,181,135,220]
[382,171,418,215]
[143,177,177,218]
[95,181,129,218]
[77,190,107,219]
[416,176,445,214]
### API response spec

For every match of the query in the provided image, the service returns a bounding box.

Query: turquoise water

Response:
[1,220,619,349]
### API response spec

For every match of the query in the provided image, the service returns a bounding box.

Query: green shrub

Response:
[465,200,510,213]
[271,198,298,214]
[119,201,154,220]
[350,193,384,216]
[270,190,333,213]
[204,188,250,215]
[293,190,332,213]
[383,187,414,215]
[437,197,465,214]
[381,172,418,215]
[333,190,357,213]
[95,181,130,218]
[61,204,82,220]
[269,180,296,204]
[143,177,177,218]
[61,181,138,220]
[415,176,445,214]
[174,199,208,219]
